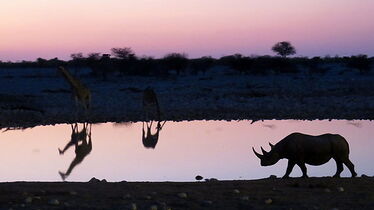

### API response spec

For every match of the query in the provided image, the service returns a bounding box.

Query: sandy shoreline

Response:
[0,177,372,209]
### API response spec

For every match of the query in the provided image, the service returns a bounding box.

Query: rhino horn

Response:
[269,142,274,149]
[261,146,268,154]
[252,147,263,159]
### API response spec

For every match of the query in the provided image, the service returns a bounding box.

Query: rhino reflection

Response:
[142,121,166,149]
[58,123,92,180]
[253,132,357,178]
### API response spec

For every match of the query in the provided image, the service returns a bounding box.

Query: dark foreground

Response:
[0,177,373,210]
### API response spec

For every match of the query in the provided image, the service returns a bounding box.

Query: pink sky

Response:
[1,0,374,61]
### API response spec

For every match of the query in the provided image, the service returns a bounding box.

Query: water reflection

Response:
[0,120,373,182]
[142,120,166,149]
[58,123,92,180]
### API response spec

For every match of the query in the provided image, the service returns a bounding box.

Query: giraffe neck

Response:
[59,68,82,90]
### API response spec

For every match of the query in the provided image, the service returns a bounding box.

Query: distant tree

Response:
[190,56,215,74]
[87,53,101,61]
[111,47,135,60]
[162,53,188,75]
[348,54,371,74]
[272,41,296,57]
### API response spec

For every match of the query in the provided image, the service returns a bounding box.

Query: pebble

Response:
[69,191,77,195]
[25,197,33,203]
[241,196,249,201]
[202,200,213,206]
[195,175,203,181]
[233,189,240,194]
[88,177,101,183]
[149,205,158,210]
[269,175,277,179]
[177,192,188,199]
[145,195,152,200]
[49,199,60,205]
[324,188,331,193]
[264,198,273,204]
[337,187,344,192]
[123,194,132,199]
[129,203,137,210]
[361,174,369,178]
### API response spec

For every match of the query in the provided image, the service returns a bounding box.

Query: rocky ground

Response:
[0,177,373,210]
[1,66,374,129]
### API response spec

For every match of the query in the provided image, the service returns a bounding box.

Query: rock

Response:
[69,191,77,195]
[88,177,101,183]
[324,188,331,193]
[49,199,60,205]
[204,178,219,182]
[233,189,240,194]
[101,179,107,183]
[177,192,188,199]
[25,197,33,203]
[202,200,213,206]
[145,195,152,200]
[269,175,277,179]
[264,198,272,204]
[195,175,203,181]
[123,194,132,199]
[337,187,344,192]
[149,205,158,210]
[129,203,137,210]
[241,196,249,201]
[361,174,369,178]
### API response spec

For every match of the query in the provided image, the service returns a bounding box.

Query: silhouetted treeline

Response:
[0,49,373,78]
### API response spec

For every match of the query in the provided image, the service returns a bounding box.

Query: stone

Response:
[88,177,101,183]
[49,199,60,205]
[233,189,240,194]
[69,191,77,195]
[202,200,213,206]
[25,197,33,203]
[324,188,331,193]
[269,175,277,179]
[177,192,188,199]
[241,196,249,201]
[149,205,158,210]
[123,194,132,199]
[337,187,344,192]
[195,175,203,181]
[129,203,137,210]
[264,198,273,204]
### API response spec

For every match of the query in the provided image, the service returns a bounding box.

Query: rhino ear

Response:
[269,142,274,149]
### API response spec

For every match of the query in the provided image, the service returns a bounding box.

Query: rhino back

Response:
[278,133,350,165]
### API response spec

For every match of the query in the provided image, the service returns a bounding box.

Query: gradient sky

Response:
[1,0,374,61]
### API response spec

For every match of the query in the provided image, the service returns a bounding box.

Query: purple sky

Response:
[1,0,374,61]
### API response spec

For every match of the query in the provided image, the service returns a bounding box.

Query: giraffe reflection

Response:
[142,87,166,148]
[142,120,166,149]
[58,122,92,180]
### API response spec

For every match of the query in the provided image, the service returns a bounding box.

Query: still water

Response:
[0,120,372,182]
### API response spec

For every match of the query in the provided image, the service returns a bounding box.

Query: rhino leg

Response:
[333,160,343,178]
[297,163,308,178]
[282,160,295,178]
[342,159,357,177]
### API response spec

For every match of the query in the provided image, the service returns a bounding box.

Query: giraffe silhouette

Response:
[57,66,91,111]
[58,123,92,181]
